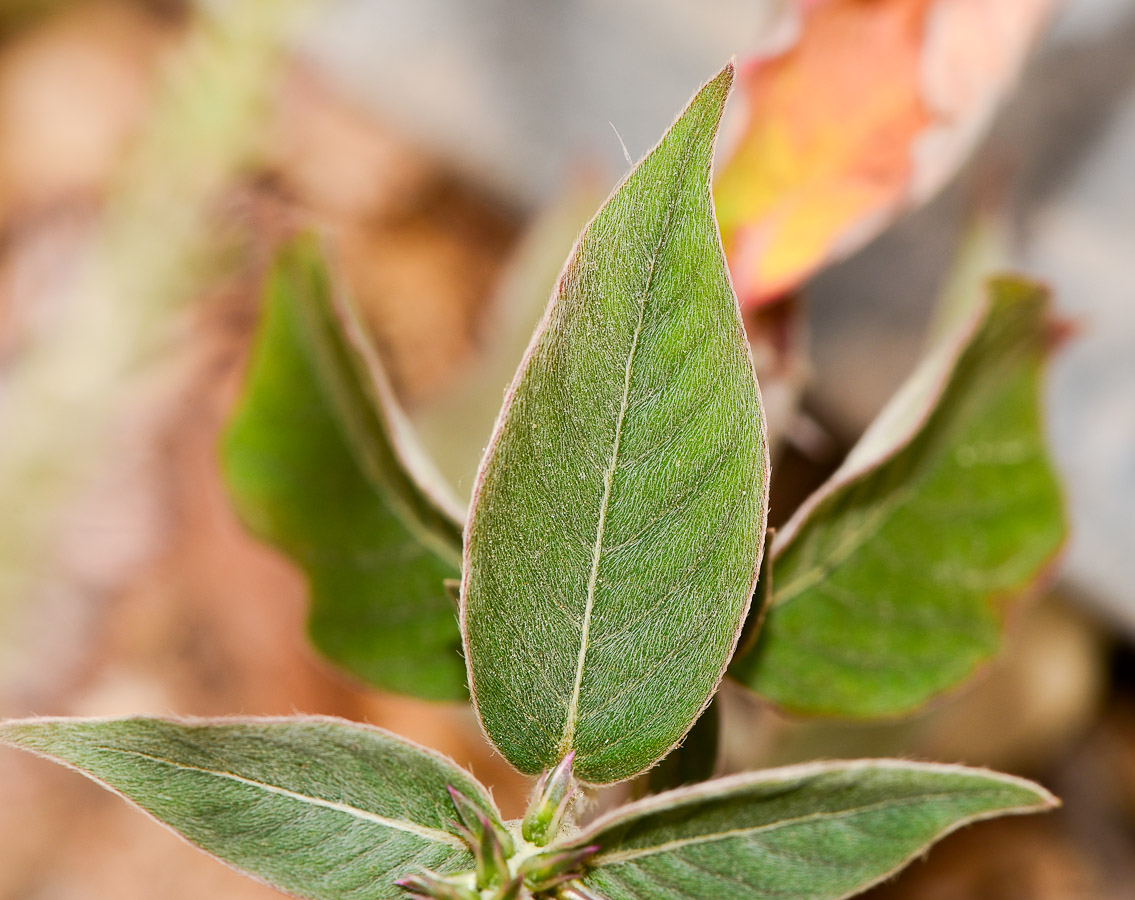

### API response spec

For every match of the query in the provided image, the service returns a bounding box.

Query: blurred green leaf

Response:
[462,63,769,784]
[732,277,1066,717]
[0,716,499,900]
[223,237,466,700]
[567,759,1055,900]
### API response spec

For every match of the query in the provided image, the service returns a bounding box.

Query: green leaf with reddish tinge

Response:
[731,277,1066,717]
[565,760,1055,900]
[461,63,769,784]
[222,237,466,701]
[0,716,503,900]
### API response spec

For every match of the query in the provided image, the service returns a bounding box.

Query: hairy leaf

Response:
[0,716,502,900]
[715,0,1056,306]
[461,63,769,783]
[642,697,719,797]
[567,760,1055,900]
[732,277,1066,716]
[223,237,466,700]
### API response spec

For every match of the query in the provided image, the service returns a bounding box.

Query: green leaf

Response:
[0,716,503,900]
[731,277,1067,717]
[567,760,1055,900]
[642,696,719,797]
[461,62,769,784]
[222,237,467,700]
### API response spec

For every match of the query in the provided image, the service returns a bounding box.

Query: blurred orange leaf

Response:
[715,0,1056,306]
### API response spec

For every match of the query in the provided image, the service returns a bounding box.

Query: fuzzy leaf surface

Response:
[568,760,1054,900]
[462,63,769,784]
[223,238,466,700]
[643,697,720,797]
[0,716,502,900]
[731,278,1066,716]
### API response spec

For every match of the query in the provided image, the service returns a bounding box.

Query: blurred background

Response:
[0,1,1133,898]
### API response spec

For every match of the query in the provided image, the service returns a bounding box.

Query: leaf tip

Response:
[1045,311,1080,354]
[718,56,736,85]
[0,717,47,750]
[702,58,736,113]
[1030,781,1062,811]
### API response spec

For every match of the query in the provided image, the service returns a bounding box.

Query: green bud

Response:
[519,844,599,891]
[490,875,527,900]
[395,872,478,900]
[522,751,575,845]
[473,812,511,889]
[448,786,516,858]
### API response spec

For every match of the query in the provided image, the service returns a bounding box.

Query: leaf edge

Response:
[0,713,504,898]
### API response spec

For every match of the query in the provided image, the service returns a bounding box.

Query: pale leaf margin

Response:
[565,759,1057,899]
[0,714,498,898]
[291,234,467,559]
[731,277,1068,715]
[773,276,1064,567]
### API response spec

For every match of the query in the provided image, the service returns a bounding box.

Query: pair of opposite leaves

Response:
[0,63,1063,900]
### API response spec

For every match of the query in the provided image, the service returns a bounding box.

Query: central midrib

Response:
[557,132,701,758]
[100,745,466,848]
[590,791,976,865]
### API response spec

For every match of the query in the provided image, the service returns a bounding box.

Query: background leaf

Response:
[461,64,769,784]
[731,277,1066,717]
[714,0,1056,306]
[0,716,501,900]
[567,759,1055,900]
[223,237,467,700]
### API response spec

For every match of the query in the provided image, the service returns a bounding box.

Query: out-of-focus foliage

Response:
[732,277,1066,716]
[223,237,467,701]
[0,0,75,37]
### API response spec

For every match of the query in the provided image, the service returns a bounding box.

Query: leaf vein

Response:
[93,745,465,849]
[559,132,701,757]
[592,791,973,865]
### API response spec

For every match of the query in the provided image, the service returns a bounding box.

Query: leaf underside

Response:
[568,760,1054,900]
[222,237,467,701]
[461,62,769,784]
[731,277,1066,717]
[0,717,503,900]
